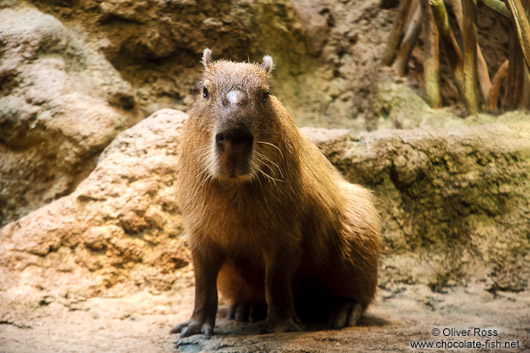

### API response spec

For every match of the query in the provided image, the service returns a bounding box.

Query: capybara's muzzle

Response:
[215,126,254,177]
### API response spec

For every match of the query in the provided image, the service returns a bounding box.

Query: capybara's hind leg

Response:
[218,261,266,322]
[228,302,249,321]
[327,300,363,329]
[228,302,267,322]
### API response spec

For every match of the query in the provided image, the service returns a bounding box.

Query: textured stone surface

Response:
[305,111,530,292]
[26,0,511,129]
[0,109,191,303]
[4,109,528,299]
[26,0,405,129]
[0,4,138,226]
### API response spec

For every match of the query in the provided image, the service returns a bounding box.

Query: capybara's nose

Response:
[215,128,254,151]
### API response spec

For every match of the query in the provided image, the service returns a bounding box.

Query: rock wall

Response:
[0,109,190,302]
[1,109,528,307]
[0,2,138,226]
[0,0,526,302]
[27,0,400,129]
[0,0,512,225]
[305,112,530,292]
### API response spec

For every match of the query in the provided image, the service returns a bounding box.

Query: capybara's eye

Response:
[202,87,209,99]
[262,91,270,103]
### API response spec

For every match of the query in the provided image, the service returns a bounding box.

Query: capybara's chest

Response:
[186,186,303,254]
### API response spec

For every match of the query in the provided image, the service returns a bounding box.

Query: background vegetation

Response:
[383,0,530,113]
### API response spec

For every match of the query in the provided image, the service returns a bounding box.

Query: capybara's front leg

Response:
[262,250,304,333]
[171,248,221,337]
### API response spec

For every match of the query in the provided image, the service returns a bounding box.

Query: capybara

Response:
[172,49,381,337]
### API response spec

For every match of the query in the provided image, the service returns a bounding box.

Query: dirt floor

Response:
[1,281,528,353]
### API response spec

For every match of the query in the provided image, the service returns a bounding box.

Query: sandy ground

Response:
[1,283,528,353]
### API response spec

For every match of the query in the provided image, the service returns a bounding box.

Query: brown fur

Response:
[172,49,381,337]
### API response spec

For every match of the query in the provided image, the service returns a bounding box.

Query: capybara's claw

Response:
[170,319,190,334]
[171,320,213,337]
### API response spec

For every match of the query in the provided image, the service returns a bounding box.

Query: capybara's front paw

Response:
[170,319,214,337]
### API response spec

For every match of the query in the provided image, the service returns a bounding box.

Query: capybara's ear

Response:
[202,48,213,68]
[261,55,274,73]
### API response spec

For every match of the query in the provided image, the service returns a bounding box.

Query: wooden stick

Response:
[521,1,530,108]
[421,0,442,107]
[486,60,509,111]
[446,0,464,27]
[462,0,480,114]
[475,45,493,103]
[392,0,422,76]
[382,0,413,66]
[521,65,530,108]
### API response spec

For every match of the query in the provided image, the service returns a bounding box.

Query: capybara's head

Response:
[189,48,283,183]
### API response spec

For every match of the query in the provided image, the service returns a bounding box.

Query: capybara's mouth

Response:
[215,155,254,180]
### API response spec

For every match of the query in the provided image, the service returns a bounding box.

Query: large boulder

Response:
[0,109,190,306]
[1,109,528,310]
[0,3,137,226]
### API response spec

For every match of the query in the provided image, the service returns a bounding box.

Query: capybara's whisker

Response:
[259,169,283,184]
[256,140,284,159]
[255,151,284,179]
[192,145,213,155]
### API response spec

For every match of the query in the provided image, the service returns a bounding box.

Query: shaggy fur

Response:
[172,49,381,337]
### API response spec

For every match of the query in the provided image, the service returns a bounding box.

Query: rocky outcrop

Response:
[1,0,513,228]
[28,0,312,118]
[0,109,190,304]
[1,109,528,307]
[0,3,138,226]
[27,0,406,129]
[305,111,530,292]
[25,0,511,130]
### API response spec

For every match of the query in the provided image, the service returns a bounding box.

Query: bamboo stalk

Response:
[421,0,442,107]
[382,0,413,66]
[506,0,530,72]
[521,0,530,108]
[503,34,524,109]
[486,60,509,111]
[392,0,422,76]
[521,66,530,107]
[480,0,511,18]
[475,45,493,102]
[447,0,492,101]
[430,0,465,102]
[462,0,480,114]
